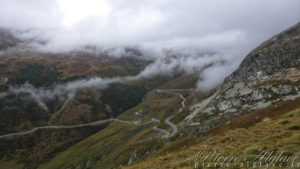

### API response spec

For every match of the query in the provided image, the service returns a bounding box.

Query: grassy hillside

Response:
[0,54,152,168]
[0,55,150,86]
[0,71,200,169]
[38,90,182,169]
[0,125,108,169]
[123,98,300,169]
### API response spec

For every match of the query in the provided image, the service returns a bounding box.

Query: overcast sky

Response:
[0,0,299,89]
[0,0,299,51]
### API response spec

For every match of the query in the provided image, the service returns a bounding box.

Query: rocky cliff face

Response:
[185,22,300,133]
[224,22,300,85]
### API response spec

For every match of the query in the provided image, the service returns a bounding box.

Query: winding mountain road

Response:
[155,89,186,137]
[152,126,170,139]
[0,89,187,139]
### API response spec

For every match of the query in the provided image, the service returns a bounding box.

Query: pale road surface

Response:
[152,126,170,139]
[0,89,188,139]
[156,89,186,137]
[0,118,161,139]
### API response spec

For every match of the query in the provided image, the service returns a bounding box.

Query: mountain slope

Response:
[122,22,300,169]
[0,22,300,169]
[0,40,201,168]
[36,22,300,169]
[225,22,300,84]
[124,106,300,169]
[182,22,300,134]
[37,78,200,169]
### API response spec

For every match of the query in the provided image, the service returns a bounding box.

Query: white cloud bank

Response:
[0,0,299,90]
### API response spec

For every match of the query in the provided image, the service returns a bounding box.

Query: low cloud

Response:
[1,0,299,91]
[8,76,139,111]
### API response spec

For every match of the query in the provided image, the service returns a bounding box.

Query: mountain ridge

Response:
[224,22,300,85]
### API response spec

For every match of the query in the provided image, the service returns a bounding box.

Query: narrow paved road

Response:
[156,89,186,137]
[0,89,188,139]
[0,118,160,139]
[152,126,170,139]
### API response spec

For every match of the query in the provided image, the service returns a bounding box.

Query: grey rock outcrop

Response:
[224,22,300,86]
[187,22,300,134]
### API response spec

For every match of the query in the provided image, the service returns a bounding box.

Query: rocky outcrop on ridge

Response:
[185,22,300,134]
[224,22,300,85]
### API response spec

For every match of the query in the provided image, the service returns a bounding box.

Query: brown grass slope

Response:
[123,97,300,169]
